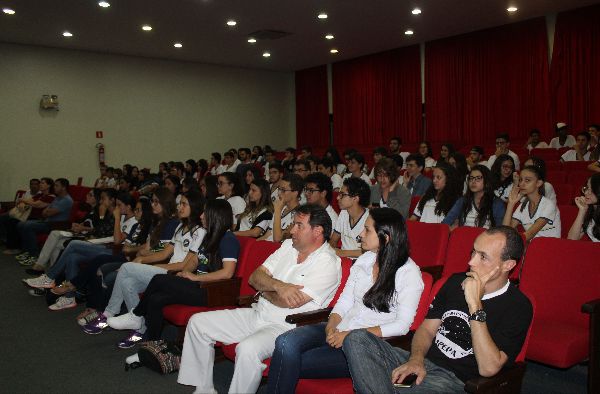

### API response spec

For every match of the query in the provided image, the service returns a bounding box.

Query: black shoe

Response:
[28,288,46,297]
[25,268,45,276]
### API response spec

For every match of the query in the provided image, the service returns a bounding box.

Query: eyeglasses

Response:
[278,187,294,193]
[304,188,321,194]
[582,186,590,194]
[468,175,483,182]
[338,192,353,199]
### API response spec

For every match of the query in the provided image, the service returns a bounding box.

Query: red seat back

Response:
[544,161,562,171]
[442,227,485,277]
[552,183,576,205]
[329,257,352,307]
[530,148,561,162]
[238,240,281,296]
[408,196,420,216]
[331,191,340,213]
[557,205,579,239]
[234,236,256,296]
[562,161,593,172]
[406,221,449,268]
[411,272,433,330]
[546,170,566,185]
[67,185,92,203]
[568,171,591,193]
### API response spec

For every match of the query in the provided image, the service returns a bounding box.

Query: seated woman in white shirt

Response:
[234,178,273,238]
[409,163,462,224]
[216,172,246,229]
[418,141,437,169]
[523,157,557,205]
[503,165,561,241]
[568,173,600,242]
[259,174,303,242]
[265,208,424,394]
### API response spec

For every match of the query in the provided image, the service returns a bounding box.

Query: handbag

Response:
[9,205,32,222]
[125,340,182,374]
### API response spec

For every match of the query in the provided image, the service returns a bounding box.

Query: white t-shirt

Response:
[332,251,424,337]
[412,197,446,223]
[586,220,599,242]
[549,135,576,149]
[169,224,207,263]
[325,205,339,232]
[512,196,561,238]
[334,209,369,250]
[336,164,347,176]
[265,207,295,241]
[560,150,591,162]
[487,150,521,171]
[238,207,271,232]
[527,142,549,151]
[343,173,372,185]
[121,215,138,238]
[218,195,246,227]
[462,204,492,228]
[494,183,513,202]
[425,157,437,169]
[331,174,343,191]
[255,239,341,325]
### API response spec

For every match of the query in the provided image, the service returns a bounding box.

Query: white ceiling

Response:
[1,0,598,71]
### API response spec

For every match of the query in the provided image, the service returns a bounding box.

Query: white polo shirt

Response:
[413,197,446,223]
[334,209,369,250]
[169,224,207,263]
[560,150,591,162]
[512,196,561,238]
[254,239,341,325]
[265,208,295,241]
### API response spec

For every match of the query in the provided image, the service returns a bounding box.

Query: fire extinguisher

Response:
[96,143,105,166]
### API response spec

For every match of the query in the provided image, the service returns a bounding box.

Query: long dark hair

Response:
[201,175,219,200]
[133,198,153,244]
[363,208,410,313]
[241,178,273,219]
[518,165,545,213]
[583,174,600,240]
[149,187,177,248]
[460,165,496,227]
[417,163,462,216]
[219,172,244,197]
[201,199,233,268]
[180,190,205,230]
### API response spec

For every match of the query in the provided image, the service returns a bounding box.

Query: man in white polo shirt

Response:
[178,204,341,394]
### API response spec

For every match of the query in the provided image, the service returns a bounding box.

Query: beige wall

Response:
[0,43,295,200]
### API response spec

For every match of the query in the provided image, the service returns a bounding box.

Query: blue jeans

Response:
[267,322,350,394]
[17,220,50,255]
[47,240,112,282]
[342,330,464,394]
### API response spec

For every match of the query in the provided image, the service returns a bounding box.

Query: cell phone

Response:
[393,373,417,388]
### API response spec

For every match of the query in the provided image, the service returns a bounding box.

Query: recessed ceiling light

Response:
[325,34,334,40]
[226,20,237,26]
[330,49,339,54]
[262,52,271,58]
[2,8,15,15]
[174,43,182,48]
[98,1,110,8]
[405,29,414,35]
[317,13,328,19]
[63,31,73,37]
[142,25,152,31]
[507,6,518,12]
[247,37,257,43]
[412,8,421,15]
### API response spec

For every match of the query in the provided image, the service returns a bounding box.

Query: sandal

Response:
[50,281,76,295]
[77,308,97,321]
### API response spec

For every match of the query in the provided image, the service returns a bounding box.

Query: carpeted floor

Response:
[0,251,587,394]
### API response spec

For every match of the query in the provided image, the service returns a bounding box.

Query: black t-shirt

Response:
[195,231,240,274]
[425,273,532,382]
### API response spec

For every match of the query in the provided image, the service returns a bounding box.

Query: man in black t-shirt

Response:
[343,226,533,393]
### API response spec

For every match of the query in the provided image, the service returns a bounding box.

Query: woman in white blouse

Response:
[266,208,424,393]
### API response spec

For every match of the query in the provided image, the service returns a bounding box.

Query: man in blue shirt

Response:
[402,154,433,197]
[17,178,73,265]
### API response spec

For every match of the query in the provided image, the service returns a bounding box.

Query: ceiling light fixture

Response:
[330,49,339,54]
[2,8,16,15]
[412,8,421,15]
[263,51,271,58]
[98,1,110,8]
[325,34,334,40]
[507,6,518,12]
[226,20,237,26]
[142,25,152,31]
[63,31,73,37]
[317,13,328,19]
[174,43,182,48]
[247,37,257,43]
[405,29,414,35]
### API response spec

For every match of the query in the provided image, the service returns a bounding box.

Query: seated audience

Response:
[324,146,346,176]
[303,172,338,228]
[252,145,265,164]
[523,157,557,205]
[216,172,246,228]
[410,164,462,224]
[486,133,520,171]
[242,166,261,199]
[370,158,411,217]
[281,147,296,174]
[437,143,455,164]
[560,131,592,162]
[549,122,576,148]
[525,128,548,151]
[503,165,561,240]
[318,158,343,192]
[448,152,469,193]
[330,178,371,258]
[491,154,517,202]
[568,173,600,242]
[443,165,505,229]
[466,146,486,168]
[163,174,182,203]
[400,154,432,197]
[388,136,410,168]
[418,141,437,169]
[209,152,222,176]
[266,208,424,393]
[234,179,273,238]
[177,204,341,394]
[259,174,303,242]
[293,159,311,179]
[199,175,219,200]
[368,147,388,180]
[268,163,284,202]
[342,153,371,184]
[343,226,532,393]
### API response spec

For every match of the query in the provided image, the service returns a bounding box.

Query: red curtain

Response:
[425,18,551,146]
[551,4,600,131]
[295,65,330,148]
[332,45,422,146]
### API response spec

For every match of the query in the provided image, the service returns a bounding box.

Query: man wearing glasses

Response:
[486,133,520,171]
[304,172,338,232]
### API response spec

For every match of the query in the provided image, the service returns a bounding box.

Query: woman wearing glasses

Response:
[369,158,411,218]
[491,154,517,202]
[216,172,246,229]
[259,174,304,242]
[442,165,505,229]
[568,174,600,242]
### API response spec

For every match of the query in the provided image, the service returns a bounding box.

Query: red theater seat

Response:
[405,221,449,279]
[441,226,485,277]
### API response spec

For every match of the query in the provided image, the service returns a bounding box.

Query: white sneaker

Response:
[23,274,55,289]
[48,296,76,311]
[107,311,143,330]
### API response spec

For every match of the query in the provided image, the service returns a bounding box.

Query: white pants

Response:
[36,230,70,268]
[178,308,290,394]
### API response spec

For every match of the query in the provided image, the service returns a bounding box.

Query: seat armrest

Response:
[464,362,526,393]
[582,298,600,314]
[285,308,332,326]
[197,277,242,307]
[420,265,444,281]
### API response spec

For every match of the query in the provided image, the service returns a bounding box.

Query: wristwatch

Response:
[469,309,487,323]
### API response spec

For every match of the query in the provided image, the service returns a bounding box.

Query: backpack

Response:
[126,340,182,374]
